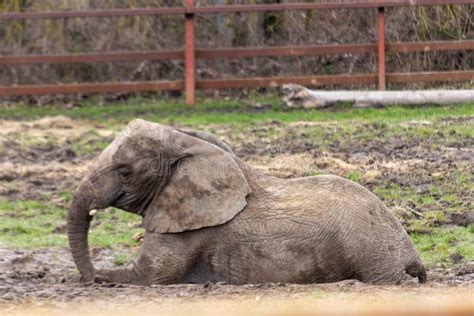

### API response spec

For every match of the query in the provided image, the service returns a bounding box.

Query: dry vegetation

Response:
[0,1,472,93]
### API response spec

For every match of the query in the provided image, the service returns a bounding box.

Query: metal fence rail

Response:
[0,0,473,104]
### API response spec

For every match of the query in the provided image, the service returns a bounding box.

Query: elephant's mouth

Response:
[110,191,142,214]
[112,192,126,207]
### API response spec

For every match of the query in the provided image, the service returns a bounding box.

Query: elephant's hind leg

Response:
[354,260,407,285]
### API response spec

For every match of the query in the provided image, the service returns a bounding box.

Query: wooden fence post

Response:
[377,7,386,90]
[184,0,196,105]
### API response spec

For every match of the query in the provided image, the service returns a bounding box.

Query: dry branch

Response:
[281,84,474,108]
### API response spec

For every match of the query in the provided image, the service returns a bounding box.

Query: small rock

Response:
[53,222,67,234]
[454,264,474,276]
[450,211,474,227]
[37,271,46,279]
[450,253,464,264]
[91,247,102,258]
[0,172,19,181]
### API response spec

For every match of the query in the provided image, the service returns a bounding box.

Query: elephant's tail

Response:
[405,261,427,283]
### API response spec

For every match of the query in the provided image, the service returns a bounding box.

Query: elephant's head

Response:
[67,119,250,281]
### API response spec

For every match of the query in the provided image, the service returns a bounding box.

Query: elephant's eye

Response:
[118,166,132,179]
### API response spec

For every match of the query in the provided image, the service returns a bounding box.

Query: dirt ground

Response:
[0,247,473,314]
[0,116,473,312]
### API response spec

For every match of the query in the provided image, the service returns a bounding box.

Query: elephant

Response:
[67,119,427,285]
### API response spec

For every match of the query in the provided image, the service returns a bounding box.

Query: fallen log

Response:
[281,84,474,108]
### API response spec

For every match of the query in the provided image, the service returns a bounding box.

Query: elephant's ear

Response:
[143,127,251,233]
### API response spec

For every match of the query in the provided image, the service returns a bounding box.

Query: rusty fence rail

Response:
[0,0,473,105]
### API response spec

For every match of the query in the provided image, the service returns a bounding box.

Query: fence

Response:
[0,0,473,105]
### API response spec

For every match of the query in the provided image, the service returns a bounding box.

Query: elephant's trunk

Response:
[67,186,95,282]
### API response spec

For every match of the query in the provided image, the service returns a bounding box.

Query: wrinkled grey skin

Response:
[68,119,427,285]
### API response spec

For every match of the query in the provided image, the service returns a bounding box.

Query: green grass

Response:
[113,253,134,266]
[347,171,362,183]
[0,198,142,249]
[374,183,418,202]
[6,132,61,151]
[412,225,474,268]
[70,129,111,156]
[1,97,473,127]
[374,168,473,216]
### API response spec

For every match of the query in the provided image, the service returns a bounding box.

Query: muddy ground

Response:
[0,248,473,315]
[0,115,473,310]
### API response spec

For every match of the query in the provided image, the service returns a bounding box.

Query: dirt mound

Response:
[0,162,89,201]
[31,116,76,130]
[0,116,76,136]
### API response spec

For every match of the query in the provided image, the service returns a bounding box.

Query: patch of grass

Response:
[419,211,449,227]
[0,97,473,127]
[70,129,112,156]
[304,125,356,149]
[58,191,73,205]
[306,171,325,177]
[6,132,60,149]
[441,194,458,204]
[0,199,143,249]
[347,171,362,183]
[0,199,67,248]
[373,183,418,202]
[411,226,474,268]
[113,253,134,266]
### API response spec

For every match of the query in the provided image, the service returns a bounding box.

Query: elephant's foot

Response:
[95,268,147,285]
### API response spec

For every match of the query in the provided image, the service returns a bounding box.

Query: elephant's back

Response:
[284,174,410,242]
[290,174,380,204]
[243,174,388,219]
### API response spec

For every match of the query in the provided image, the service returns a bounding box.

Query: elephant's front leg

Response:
[94,265,143,285]
[96,232,199,285]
